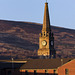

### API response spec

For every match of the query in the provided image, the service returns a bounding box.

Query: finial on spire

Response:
[46,0,47,3]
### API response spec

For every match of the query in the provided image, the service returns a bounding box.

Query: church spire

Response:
[42,2,51,32]
[38,2,56,59]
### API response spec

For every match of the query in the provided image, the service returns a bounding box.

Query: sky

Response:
[0,0,75,30]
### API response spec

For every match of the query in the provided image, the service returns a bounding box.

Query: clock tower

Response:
[38,2,56,58]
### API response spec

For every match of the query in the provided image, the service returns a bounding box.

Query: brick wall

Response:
[58,59,75,75]
[20,69,58,75]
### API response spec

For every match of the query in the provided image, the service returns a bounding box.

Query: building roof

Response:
[0,60,27,69]
[0,60,27,63]
[0,62,25,69]
[20,58,74,69]
[0,58,74,70]
[58,59,75,68]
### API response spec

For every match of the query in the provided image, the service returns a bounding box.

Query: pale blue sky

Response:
[0,0,75,29]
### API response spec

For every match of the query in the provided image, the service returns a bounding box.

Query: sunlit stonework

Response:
[38,3,56,58]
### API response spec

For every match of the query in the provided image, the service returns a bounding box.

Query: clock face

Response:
[51,41,53,45]
[42,40,47,46]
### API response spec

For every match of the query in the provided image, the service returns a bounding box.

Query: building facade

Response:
[58,59,75,75]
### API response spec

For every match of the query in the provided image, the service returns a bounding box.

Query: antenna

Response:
[12,58,14,73]
[61,59,63,65]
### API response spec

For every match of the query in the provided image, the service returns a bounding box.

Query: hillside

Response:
[0,20,75,59]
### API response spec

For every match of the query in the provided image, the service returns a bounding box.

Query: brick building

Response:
[0,58,74,75]
[58,59,75,75]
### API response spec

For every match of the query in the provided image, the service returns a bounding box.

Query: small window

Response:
[44,32,45,36]
[25,71,28,75]
[65,69,69,75]
[8,71,11,75]
[34,70,37,75]
[54,70,56,74]
[45,70,48,75]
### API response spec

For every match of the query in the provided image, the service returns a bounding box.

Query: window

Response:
[8,71,11,75]
[25,71,28,75]
[45,70,48,75]
[54,70,56,75]
[34,70,37,75]
[44,32,45,36]
[65,69,69,75]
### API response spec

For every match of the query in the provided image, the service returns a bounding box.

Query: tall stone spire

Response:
[38,2,56,59]
[42,2,51,33]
